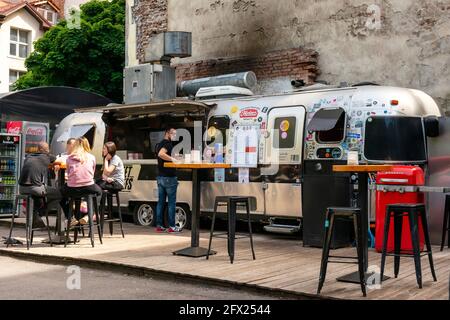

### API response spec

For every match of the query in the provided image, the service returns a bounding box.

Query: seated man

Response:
[18,142,61,227]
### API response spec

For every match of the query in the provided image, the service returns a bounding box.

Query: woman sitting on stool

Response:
[96,141,125,192]
[60,138,102,227]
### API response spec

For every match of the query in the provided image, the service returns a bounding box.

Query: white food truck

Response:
[50,83,442,240]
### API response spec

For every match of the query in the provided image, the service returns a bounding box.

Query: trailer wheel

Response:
[133,203,155,226]
[175,204,191,230]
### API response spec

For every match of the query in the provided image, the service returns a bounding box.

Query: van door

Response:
[263,106,306,218]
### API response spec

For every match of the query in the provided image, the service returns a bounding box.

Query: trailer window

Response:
[273,116,296,149]
[316,112,345,143]
[81,126,95,149]
[207,116,230,146]
[364,116,427,162]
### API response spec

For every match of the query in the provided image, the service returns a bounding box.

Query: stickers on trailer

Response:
[279,120,290,132]
[347,131,361,139]
[239,108,259,119]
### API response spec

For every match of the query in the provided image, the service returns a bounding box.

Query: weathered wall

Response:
[131,0,450,111]
[132,0,168,66]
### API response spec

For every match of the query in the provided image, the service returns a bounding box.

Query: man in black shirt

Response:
[19,142,61,227]
[155,127,180,233]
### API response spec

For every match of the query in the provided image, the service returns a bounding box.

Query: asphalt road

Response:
[0,256,288,300]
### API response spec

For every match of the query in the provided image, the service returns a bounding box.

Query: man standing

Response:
[18,142,61,227]
[155,127,181,233]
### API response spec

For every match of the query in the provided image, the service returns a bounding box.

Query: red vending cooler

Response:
[375,166,425,252]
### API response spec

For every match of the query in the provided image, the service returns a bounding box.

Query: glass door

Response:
[0,134,21,217]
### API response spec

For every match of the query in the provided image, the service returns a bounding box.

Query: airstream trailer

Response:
[50,84,442,235]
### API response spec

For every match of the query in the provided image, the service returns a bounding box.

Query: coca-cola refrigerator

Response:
[6,121,50,161]
[0,134,21,217]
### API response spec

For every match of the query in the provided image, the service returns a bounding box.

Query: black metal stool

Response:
[207,196,256,263]
[380,203,437,289]
[64,194,102,248]
[99,190,124,238]
[7,194,52,250]
[317,207,366,297]
[441,195,450,251]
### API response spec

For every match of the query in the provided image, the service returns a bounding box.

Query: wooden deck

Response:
[0,221,448,300]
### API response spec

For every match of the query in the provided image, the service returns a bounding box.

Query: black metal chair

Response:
[64,194,102,248]
[317,207,366,297]
[99,190,124,238]
[380,203,437,289]
[8,194,52,250]
[207,196,256,264]
[441,195,450,251]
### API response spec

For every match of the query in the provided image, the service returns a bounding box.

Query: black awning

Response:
[0,86,112,126]
[307,107,345,131]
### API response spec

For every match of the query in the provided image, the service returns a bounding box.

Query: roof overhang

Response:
[75,99,214,119]
[0,3,51,30]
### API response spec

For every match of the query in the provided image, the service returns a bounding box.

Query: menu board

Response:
[230,125,259,168]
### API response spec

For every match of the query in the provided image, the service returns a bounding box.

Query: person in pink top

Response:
[60,137,102,227]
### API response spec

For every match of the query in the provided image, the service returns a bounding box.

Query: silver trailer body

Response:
[51,85,442,229]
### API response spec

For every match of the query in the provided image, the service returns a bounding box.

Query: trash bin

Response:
[375,165,425,252]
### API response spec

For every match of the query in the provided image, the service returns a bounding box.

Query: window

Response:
[364,116,427,162]
[10,28,30,58]
[9,70,25,91]
[316,112,346,143]
[38,8,57,24]
[273,116,297,149]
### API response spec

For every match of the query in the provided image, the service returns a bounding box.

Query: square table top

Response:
[164,162,232,169]
[332,164,394,172]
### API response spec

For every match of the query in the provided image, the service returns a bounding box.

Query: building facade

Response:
[0,0,63,93]
[128,0,450,112]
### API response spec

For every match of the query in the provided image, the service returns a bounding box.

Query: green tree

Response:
[14,0,125,102]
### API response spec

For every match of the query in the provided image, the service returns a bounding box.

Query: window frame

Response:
[9,28,30,58]
[8,69,26,91]
[38,8,57,24]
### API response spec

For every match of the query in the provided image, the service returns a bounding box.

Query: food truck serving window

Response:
[307,108,346,143]
[364,116,427,162]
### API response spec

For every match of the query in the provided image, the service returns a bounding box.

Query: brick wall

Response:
[132,0,168,64]
[173,48,319,85]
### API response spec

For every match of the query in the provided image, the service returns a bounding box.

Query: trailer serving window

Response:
[307,108,346,143]
[364,116,427,163]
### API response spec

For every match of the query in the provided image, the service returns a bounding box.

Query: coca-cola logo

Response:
[239,108,258,118]
[7,127,21,134]
[27,127,44,136]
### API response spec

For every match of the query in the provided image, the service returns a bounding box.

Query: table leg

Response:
[173,169,216,257]
[337,172,389,284]
[43,169,71,244]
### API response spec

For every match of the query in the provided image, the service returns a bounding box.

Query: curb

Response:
[0,248,337,300]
